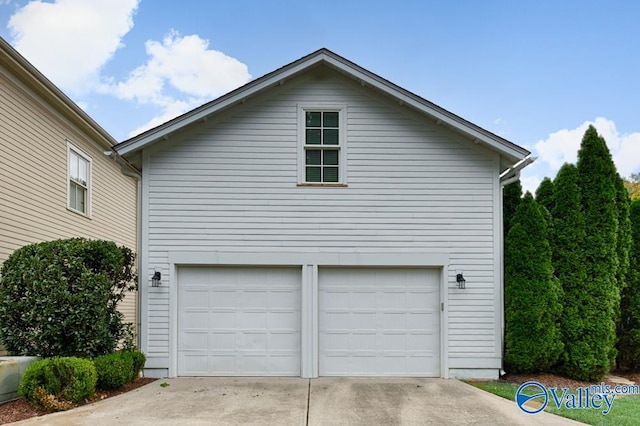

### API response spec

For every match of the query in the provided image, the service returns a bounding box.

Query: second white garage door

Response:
[319,267,440,376]
[177,266,301,376]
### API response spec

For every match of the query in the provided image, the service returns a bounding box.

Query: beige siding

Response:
[0,65,138,333]
[143,70,500,369]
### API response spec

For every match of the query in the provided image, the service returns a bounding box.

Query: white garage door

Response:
[178,266,301,376]
[319,267,440,376]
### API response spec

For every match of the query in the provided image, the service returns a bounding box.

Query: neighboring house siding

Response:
[143,71,500,370]
[0,65,138,329]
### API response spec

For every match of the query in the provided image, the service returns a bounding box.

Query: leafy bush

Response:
[0,238,136,357]
[504,193,563,373]
[94,352,133,390]
[18,357,97,411]
[94,350,145,390]
[129,350,146,378]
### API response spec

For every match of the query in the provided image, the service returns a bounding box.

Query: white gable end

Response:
[138,68,504,379]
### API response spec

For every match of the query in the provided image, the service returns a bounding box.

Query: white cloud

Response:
[520,173,543,196]
[113,31,251,103]
[7,1,251,139]
[127,98,193,137]
[534,117,640,180]
[8,0,139,93]
[113,31,251,137]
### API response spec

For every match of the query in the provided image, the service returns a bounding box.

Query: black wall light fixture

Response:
[456,273,466,289]
[152,271,162,287]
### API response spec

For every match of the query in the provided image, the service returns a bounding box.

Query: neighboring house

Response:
[0,38,139,350]
[115,48,532,379]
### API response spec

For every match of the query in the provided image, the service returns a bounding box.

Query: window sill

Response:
[297,183,348,187]
[67,207,92,219]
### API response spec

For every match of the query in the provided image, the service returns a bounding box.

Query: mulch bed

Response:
[499,373,620,389]
[0,377,156,425]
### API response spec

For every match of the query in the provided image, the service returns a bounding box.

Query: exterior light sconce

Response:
[456,273,466,289]
[152,271,162,287]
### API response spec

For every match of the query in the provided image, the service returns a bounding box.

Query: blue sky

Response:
[1,0,639,192]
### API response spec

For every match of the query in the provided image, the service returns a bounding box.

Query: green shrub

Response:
[129,351,146,378]
[94,352,133,390]
[18,357,97,411]
[0,238,136,358]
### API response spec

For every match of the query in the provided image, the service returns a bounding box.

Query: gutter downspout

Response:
[104,150,143,350]
[498,155,536,376]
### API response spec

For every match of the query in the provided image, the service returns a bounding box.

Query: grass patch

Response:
[468,381,640,425]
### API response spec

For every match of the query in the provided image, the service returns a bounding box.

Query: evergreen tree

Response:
[615,174,632,296]
[575,125,620,380]
[550,163,588,377]
[504,193,563,373]
[617,201,640,369]
[535,177,555,217]
[503,179,522,239]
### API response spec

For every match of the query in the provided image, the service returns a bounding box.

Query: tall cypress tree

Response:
[504,193,563,373]
[617,201,640,369]
[503,180,522,240]
[575,125,619,379]
[615,174,632,296]
[551,163,588,377]
[535,177,555,216]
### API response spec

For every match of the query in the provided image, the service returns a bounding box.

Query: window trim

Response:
[297,104,347,186]
[67,141,92,218]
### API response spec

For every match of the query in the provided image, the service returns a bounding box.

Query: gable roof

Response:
[0,37,117,149]
[115,48,530,165]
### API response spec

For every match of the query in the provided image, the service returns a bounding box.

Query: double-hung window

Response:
[68,143,91,216]
[299,106,346,185]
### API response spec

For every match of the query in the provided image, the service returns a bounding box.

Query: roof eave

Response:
[0,37,117,149]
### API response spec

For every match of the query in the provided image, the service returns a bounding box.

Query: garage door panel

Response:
[183,311,208,329]
[210,291,235,308]
[178,266,301,376]
[319,267,440,377]
[182,289,209,308]
[241,290,267,307]
[182,331,208,350]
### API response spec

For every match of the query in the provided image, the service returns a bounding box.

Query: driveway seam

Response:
[305,379,311,425]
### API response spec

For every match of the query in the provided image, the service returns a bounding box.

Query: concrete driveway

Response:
[12,378,583,425]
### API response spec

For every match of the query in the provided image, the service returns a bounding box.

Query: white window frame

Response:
[297,104,347,186]
[67,142,92,218]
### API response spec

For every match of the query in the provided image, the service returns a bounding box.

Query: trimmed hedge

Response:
[0,238,136,358]
[94,353,133,390]
[18,357,97,411]
[94,351,146,390]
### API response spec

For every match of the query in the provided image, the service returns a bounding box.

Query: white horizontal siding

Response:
[143,71,498,366]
